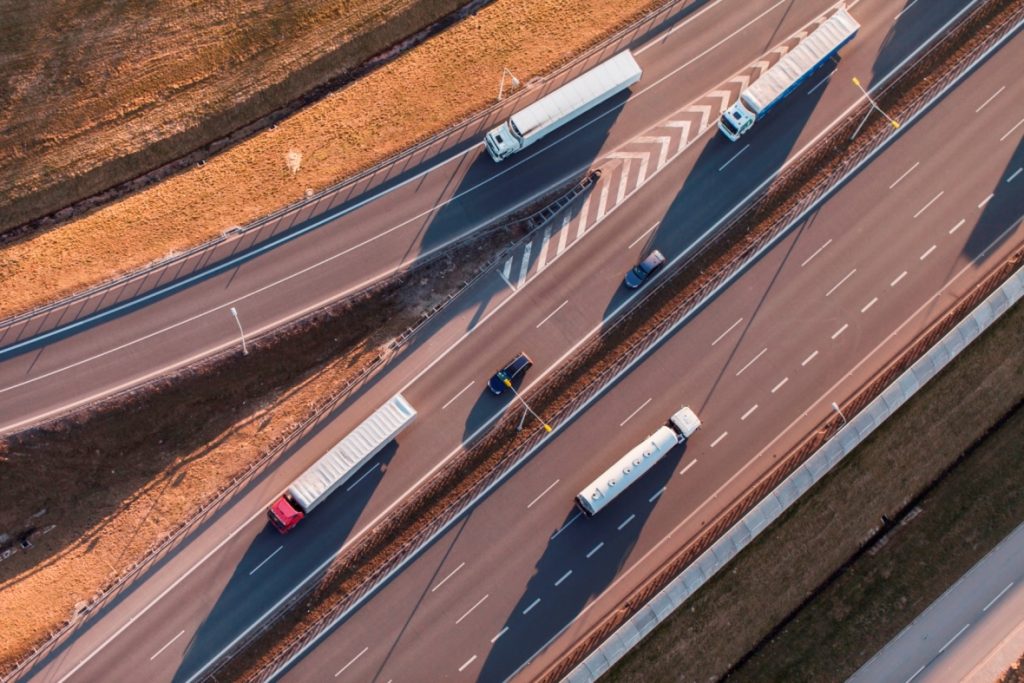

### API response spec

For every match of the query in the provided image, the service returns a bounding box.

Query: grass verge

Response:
[604,297,1024,682]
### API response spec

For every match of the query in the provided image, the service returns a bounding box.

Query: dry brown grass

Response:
[0,0,667,319]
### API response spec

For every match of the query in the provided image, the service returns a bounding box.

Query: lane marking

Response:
[649,487,666,503]
[536,300,569,329]
[735,347,767,376]
[711,317,743,346]
[557,214,571,256]
[628,222,660,249]
[458,655,477,673]
[576,197,591,240]
[939,623,971,653]
[490,627,509,643]
[920,244,937,260]
[149,630,185,661]
[802,350,819,366]
[586,542,604,559]
[617,514,636,530]
[906,663,927,683]
[983,581,1014,611]
[710,431,728,447]
[596,184,610,221]
[771,377,789,393]
[442,381,475,410]
[345,462,381,491]
[335,646,369,677]
[1000,116,1024,141]
[741,404,758,421]
[975,85,1005,112]
[894,0,919,19]
[537,226,552,271]
[718,143,750,171]
[620,398,653,427]
[248,546,283,576]
[861,297,878,313]
[527,479,560,509]
[832,323,848,340]
[889,162,919,189]
[891,271,908,287]
[455,594,489,625]
[551,512,582,540]
[948,219,966,234]
[826,268,856,296]
[807,69,835,95]
[516,241,533,288]
[1008,168,1022,183]
[431,562,466,593]
[978,193,994,209]
[913,191,944,218]
[801,238,833,267]
[523,598,542,615]
[555,570,573,586]
[679,458,698,476]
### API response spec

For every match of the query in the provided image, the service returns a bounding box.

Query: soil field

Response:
[0,216,526,672]
[0,0,670,319]
[604,298,1024,682]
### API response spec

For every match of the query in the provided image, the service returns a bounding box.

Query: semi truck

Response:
[718,8,860,141]
[484,50,642,162]
[268,394,417,534]
[576,406,701,516]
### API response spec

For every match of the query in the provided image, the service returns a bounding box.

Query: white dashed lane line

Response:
[620,398,653,426]
[346,462,381,491]
[555,570,573,587]
[335,646,369,677]
[523,598,542,615]
[889,162,919,189]
[975,85,1005,112]
[978,193,994,209]
[1008,168,1022,183]
[491,627,509,643]
[432,562,466,592]
[1000,117,1024,142]
[536,300,569,329]
[649,486,666,503]
[826,268,856,296]
[455,594,489,625]
[831,323,848,340]
[802,350,819,366]
[735,347,767,376]
[527,480,560,509]
[679,460,697,475]
[913,191,944,218]
[618,514,636,530]
[939,623,971,653]
[248,546,283,576]
[442,381,475,410]
[741,404,758,421]
[920,244,937,260]
[711,317,743,346]
[949,219,966,234]
[891,271,908,287]
[150,630,185,661]
[983,582,1014,611]
[861,297,878,313]
[771,377,789,393]
[458,655,477,673]
[586,542,605,559]
[801,238,832,267]
[718,143,750,171]
[710,431,729,447]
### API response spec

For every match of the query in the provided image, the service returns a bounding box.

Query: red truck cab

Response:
[268,497,304,534]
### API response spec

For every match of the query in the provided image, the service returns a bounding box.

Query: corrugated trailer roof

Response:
[510,50,642,139]
[744,8,860,112]
[288,394,416,511]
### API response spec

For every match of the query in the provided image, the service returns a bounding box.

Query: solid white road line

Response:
[891,271,908,287]
[536,300,569,329]
[458,655,477,672]
[442,381,475,410]
[913,191,944,218]
[832,323,848,339]
[802,350,819,366]
[527,480,560,509]
[618,514,636,530]
[1000,117,1024,141]
[978,193,994,208]
[976,85,1005,112]
[771,377,789,393]
[586,542,604,559]
[983,582,1014,612]
[149,630,185,661]
[735,347,767,376]
[550,512,582,540]
[431,562,466,593]
[711,431,729,447]
[335,646,369,677]
[345,463,381,491]
[861,297,878,313]
[490,627,509,643]
[523,598,542,615]
[555,570,573,586]
[741,404,758,421]
[827,268,856,296]
[718,144,750,171]
[801,238,833,267]
[711,317,743,346]
[939,623,971,653]
[248,546,283,576]
[920,244,937,260]
[649,487,666,503]
[889,162,920,189]
[679,460,698,475]
[620,398,653,427]
[628,222,660,250]
[455,594,489,625]
[1008,168,1023,183]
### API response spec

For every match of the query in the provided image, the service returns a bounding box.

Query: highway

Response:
[17,0,1018,681]
[274,22,1024,683]
[850,522,1024,683]
[0,0,863,432]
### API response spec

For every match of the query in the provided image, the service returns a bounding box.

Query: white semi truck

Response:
[576,407,701,516]
[718,8,860,141]
[268,394,417,533]
[484,50,642,162]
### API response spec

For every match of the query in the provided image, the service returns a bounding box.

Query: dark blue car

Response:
[488,352,533,395]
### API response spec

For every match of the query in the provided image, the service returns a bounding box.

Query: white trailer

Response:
[718,8,860,141]
[268,393,417,533]
[484,50,642,162]
[576,407,701,517]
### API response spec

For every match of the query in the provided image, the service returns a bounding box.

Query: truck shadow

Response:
[962,134,1023,261]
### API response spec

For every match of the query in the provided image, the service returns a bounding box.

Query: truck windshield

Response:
[720,114,740,136]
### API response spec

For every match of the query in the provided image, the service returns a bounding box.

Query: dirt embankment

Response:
[0,214,527,672]
[0,0,669,319]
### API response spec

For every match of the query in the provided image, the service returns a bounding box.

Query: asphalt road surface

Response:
[18,1,1020,682]
[0,0,947,431]
[850,522,1024,683]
